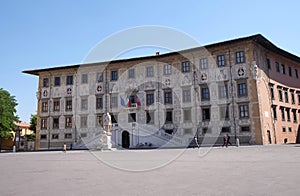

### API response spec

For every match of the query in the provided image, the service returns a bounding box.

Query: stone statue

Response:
[103,112,112,135]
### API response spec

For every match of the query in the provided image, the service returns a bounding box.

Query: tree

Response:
[29,113,37,133]
[0,88,19,151]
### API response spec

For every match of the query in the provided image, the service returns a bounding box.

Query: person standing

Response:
[194,136,200,148]
[222,135,227,147]
[226,134,232,147]
[63,143,67,153]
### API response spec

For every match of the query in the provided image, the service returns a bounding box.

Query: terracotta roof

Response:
[15,121,30,128]
[22,34,300,76]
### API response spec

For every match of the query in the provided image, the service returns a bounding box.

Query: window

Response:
[40,134,47,140]
[65,116,72,128]
[81,116,88,128]
[270,85,275,100]
[111,96,118,108]
[220,105,229,120]
[82,74,88,84]
[288,127,292,133]
[53,100,60,111]
[43,78,49,87]
[237,82,247,96]
[295,69,299,79]
[266,58,271,69]
[66,99,72,111]
[146,66,154,77]
[96,114,103,127]
[96,96,103,109]
[202,108,210,121]
[241,126,250,132]
[280,107,285,121]
[236,51,245,63]
[291,91,295,104]
[182,61,190,73]
[111,70,118,81]
[146,110,154,124]
[66,75,73,85]
[217,55,225,67]
[201,86,210,100]
[182,89,191,103]
[200,58,208,69]
[65,133,72,139]
[146,92,154,106]
[53,117,59,129]
[41,118,48,129]
[42,101,48,112]
[278,89,283,101]
[221,127,230,133]
[272,105,277,120]
[183,109,191,122]
[128,113,136,123]
[52,134,59,140]
[218,84,228,99]
[288,66,292,77]
[282,127,286,133]
[81,98,88,110]
[128,68,135,78]
[275,62,280,73]
[286,108,291,122]
[281,64,286,75]
[284,90,289,103]
[239,104,249,118]
[164,64,172,75]
[298,93,300,105]
[164,90,172,104]
[97,73,103,82]
[110,113,118,123]
[166,110,172,123]
[54,76,60,86]
[292,109,297,122]
[80,133,87,138]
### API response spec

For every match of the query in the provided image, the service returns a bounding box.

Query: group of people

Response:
[193,134,233,148]
[222,133,232,147]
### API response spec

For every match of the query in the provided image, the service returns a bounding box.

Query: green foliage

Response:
[0,88,18,139]
[29,113,37,133]
[27,133,36,140]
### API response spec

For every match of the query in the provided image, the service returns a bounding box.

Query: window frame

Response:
[236,51,245,64]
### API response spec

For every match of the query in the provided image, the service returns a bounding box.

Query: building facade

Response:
[24,34,300,150]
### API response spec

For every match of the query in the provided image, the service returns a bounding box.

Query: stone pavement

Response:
[0,145,300,196]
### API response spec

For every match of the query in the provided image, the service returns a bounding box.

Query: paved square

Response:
[1,145,300,196]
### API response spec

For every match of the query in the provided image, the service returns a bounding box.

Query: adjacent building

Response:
[23,34,300,150]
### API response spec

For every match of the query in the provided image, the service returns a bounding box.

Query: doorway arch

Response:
[122,131,130,148]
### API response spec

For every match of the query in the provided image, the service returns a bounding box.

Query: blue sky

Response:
[1,0,300,122]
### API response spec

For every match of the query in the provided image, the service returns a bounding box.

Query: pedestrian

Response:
[63,143,67,153]
[226,134,232,147]
[194,136,200,148]
[222,135,227,147]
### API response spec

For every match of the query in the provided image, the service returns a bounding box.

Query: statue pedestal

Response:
[101,133,112,150]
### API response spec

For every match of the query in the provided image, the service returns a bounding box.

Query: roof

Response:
[23,34,300,76]
[15,121,30,128]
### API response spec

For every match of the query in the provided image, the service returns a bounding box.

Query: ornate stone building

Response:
[24,34,300,150]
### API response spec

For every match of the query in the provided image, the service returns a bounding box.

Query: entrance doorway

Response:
[122,131,130,148]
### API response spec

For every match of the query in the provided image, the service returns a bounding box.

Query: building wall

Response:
[33,36,300,149]
[254,43,300,144]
